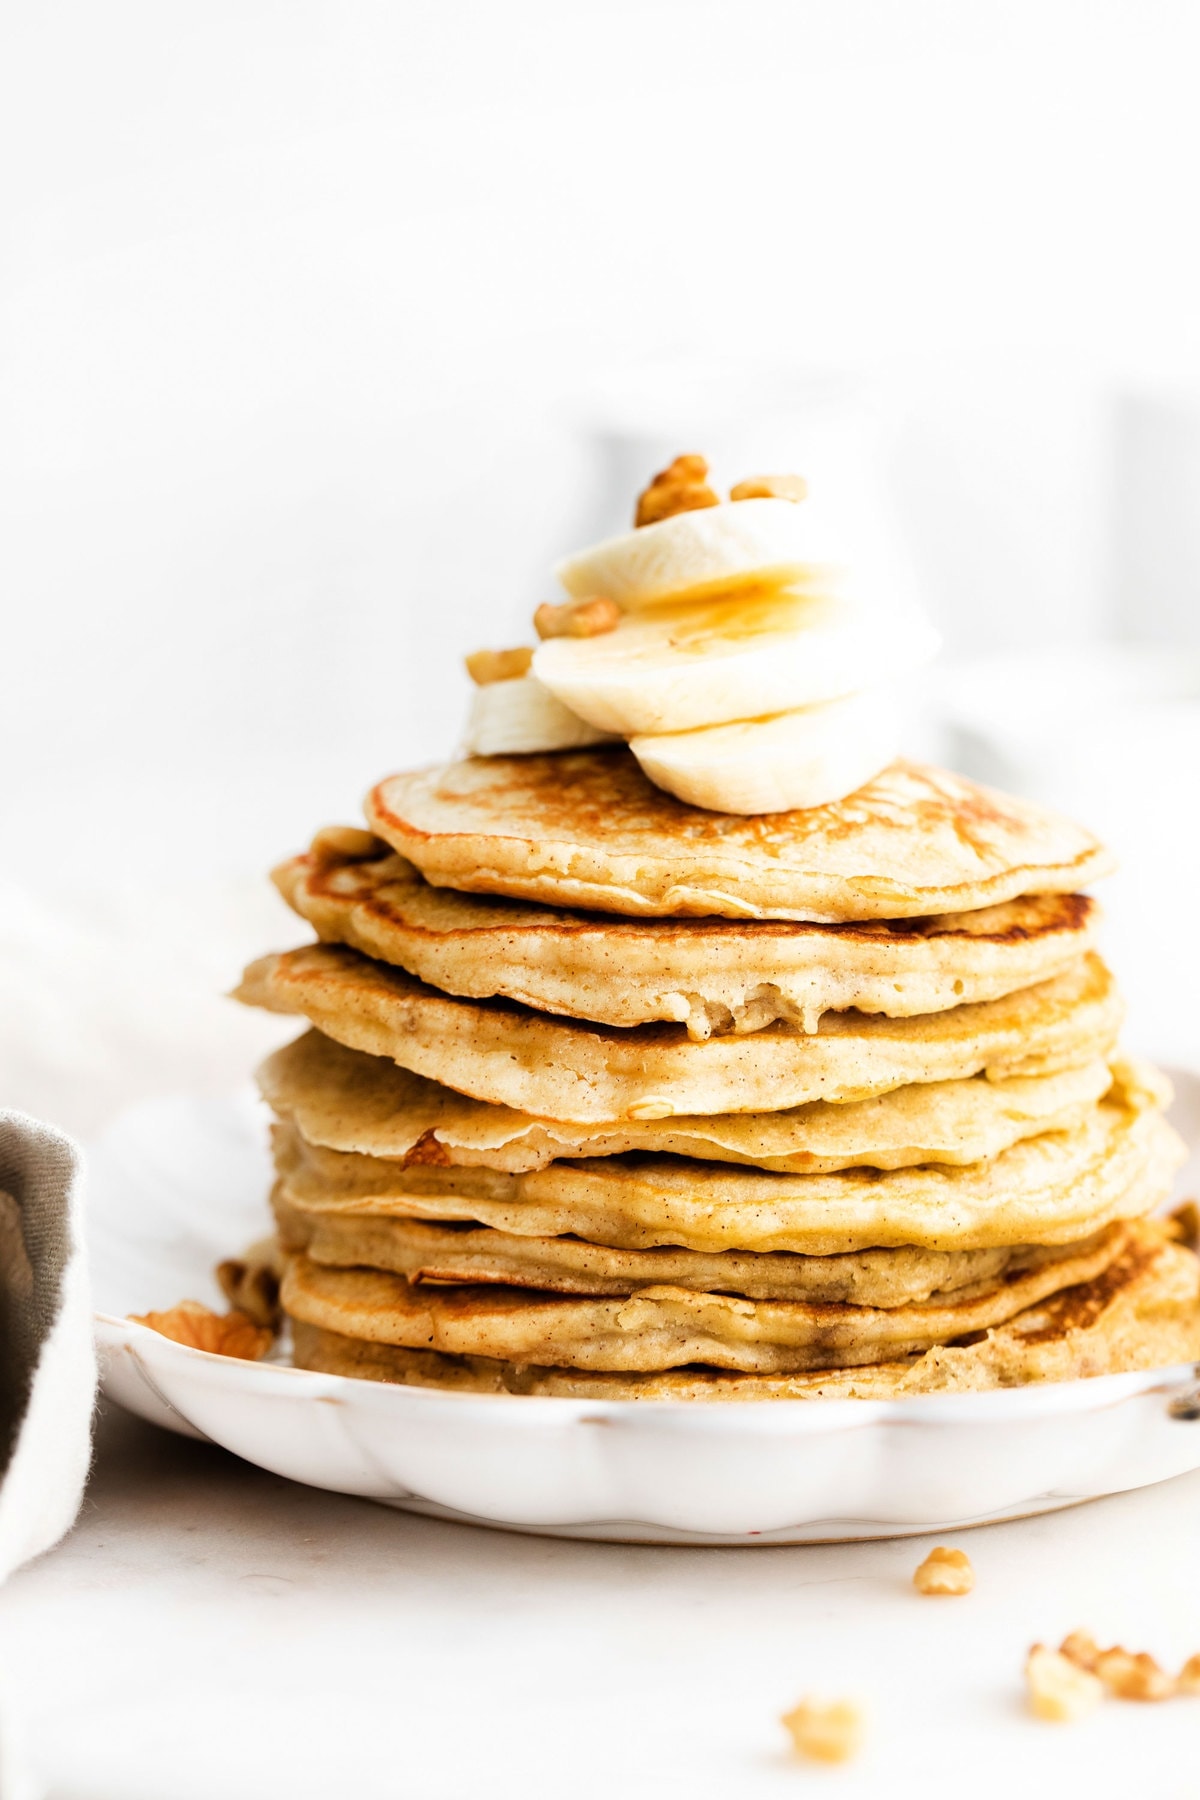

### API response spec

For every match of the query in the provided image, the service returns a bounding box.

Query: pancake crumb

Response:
[781,1696,864,1764]
[913,1545,974,1595]
[1026,1645,1104,1722]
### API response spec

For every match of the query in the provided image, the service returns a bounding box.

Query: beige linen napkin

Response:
[0,1112,96,1800]
[0,1111,95,1581]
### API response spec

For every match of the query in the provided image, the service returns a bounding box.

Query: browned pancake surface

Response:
[235,945,1122,1122]
[290,1222,1200,1398]
[279,1228,1127,1373]
[365,752,1113,922]
[274,830,1099,1034]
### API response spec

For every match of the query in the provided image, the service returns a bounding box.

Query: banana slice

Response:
[629,690,899,815]
[462,675,617,757]
[555,498,813,611]
[534,583,940,736]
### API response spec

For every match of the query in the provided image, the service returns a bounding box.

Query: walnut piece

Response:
[130,1300,274,1361]
[464,646,535,685]
[1058,1629,1101,1671]
[309,825,386,864]
[533,597,620,641]
[1167,1199,1200,1248]
[402,1128,453,1168]
[1093,1647,1175,1702]
[913,1545,974,1596]
[217,1236,284,1330]
[1026,1645,1104,1722]
[729,473,809,504]
[1057,1630,1175,1701]
[781,1697,864,1764]
[634,454,721,528]
[1176,1653,1200,1694]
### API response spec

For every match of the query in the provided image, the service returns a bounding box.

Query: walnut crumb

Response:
[402,1128,453,1168]
[781,1697,864,1764]
[464,646,535,685]
[729,473,808,503]
[1058,1630,1175,1701]
[1026,1645,1104,1722]
[1093,1647,1175,1702]
[1176,1653,1200,1694]
[913,1545,974,1595]
[129,1300,274,1361]
[216,1236,284,1330]
[1167,1199,1200,1248]
[1058,1629,1101,1671]
[533,596,620,641]
[634,454,721,528]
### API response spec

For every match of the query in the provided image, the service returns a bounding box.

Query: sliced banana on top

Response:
[461,457,934,814]
[534,583,940,737]
[555,498,814,612]
[462,674,617,758]
[629,689,900,816]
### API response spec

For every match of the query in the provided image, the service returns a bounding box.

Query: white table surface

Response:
[4,1399,1200,1800]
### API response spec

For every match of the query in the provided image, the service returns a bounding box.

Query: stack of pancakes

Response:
[235,750,1200,1399]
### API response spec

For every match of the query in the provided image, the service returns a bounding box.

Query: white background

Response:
[4,0,1200,1131]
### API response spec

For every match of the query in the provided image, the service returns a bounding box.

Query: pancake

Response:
[278,1227,1125,1374]
[272,1193,1113,1306]
[289,1221,1200,1398]
[365,751,1114,923]
[275,831,1100,1037]
[269,1069,1182,1253]
[259,1030,1119,1176]
[235,946,1121,1122]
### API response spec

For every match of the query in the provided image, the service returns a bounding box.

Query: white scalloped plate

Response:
[91,1068,1200,1544]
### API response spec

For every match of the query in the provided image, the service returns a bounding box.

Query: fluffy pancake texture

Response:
[235,946,1121,1122]
[365,752,1114,923]
[258,1030,1118,1175]
[290,1221,1200,1398]
[275,833,1100,1036]
[225,706,1198,1404]
[269,1066,1181,1254]
[273,1193,1112,1306]
[278,1229,1126,1374]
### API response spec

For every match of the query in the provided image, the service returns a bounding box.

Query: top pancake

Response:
[275,830,1099,1037]
[366,751,1114,923]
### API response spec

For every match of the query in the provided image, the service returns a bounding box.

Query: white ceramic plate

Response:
[91,1070,1200,1545]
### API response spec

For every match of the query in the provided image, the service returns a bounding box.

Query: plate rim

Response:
[96,1310,1200,1430]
